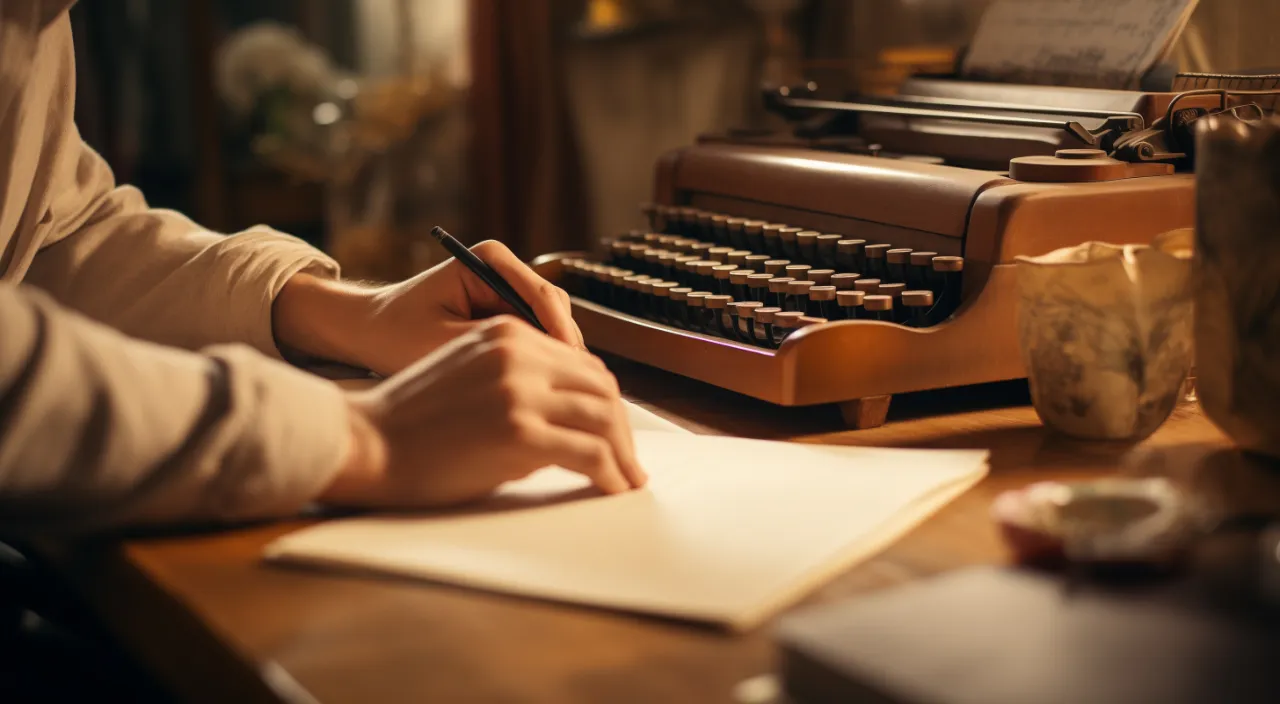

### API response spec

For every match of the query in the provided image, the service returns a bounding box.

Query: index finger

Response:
[469,240,585,349]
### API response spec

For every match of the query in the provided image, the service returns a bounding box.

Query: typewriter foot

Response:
[838,395,892,430]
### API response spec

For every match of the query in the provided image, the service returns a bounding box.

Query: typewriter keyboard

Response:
[561,204,966,349]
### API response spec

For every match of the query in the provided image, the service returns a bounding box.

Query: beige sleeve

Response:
[0,283,351,538]
[21,137,340,357]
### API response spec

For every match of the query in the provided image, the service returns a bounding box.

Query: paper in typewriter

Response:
[265,430,988,631]
[961,0,1199,90]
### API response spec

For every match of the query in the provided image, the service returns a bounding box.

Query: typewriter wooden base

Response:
[534,253,1028,429]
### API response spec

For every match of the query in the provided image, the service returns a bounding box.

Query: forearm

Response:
[0,285,351,538]
[273,274,386,369]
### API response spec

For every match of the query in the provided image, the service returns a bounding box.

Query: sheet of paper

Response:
[624,400,691,434]
[960,0,1200,90]
[266,432,988,631]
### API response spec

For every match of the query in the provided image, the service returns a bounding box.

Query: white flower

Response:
[215,21,340,118]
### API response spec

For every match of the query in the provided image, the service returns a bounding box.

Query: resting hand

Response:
[321,317,644,509]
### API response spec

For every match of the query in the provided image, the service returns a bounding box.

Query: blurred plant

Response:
[214,21,459,186]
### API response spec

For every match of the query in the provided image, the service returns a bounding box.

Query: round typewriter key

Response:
[808,285,837,319]
[705,295,734,337]
[642,249,663,277]
[692,261,720,290]
[764,259,791,276]
[902,290,935,328]
[731,302,765,343]
[712,264,738,296]
[725,218,748,249]
[863,294,895,322]
[877,281,907,299]
[886,248,913,283]
[621,275,646,315]
[785,279,817,313]
[622,228,646,242]
[853,278,882,293]
[876,282,907,322]
[636,278,658,319]
[836,239,867,273]
[753,306,782,347]
[708,246,734,259]
[744,254,771,270]
[746,273,774,303]
[690,242,716,259]
[908,250,938,290]
[778,227,804,260]
[729,269,755,300]
[669,287,693,328]
[726,250,752,267]
[626,243,647,267]
[673,255,699,287]
[863,244,892,280]
[761,224,787,258]
[642,232,663,245]
[796,316,827,330]
[743,220,767,252]
[795,231,820,263]
[658,252,681,281]
[651,281,678,325]
[677,208,699,237]
[784,264,812,280]
[609,269,634,303]
[609,240,629,265]
[767,277,795,309]
[711,215,730,244]
[830,272,861,291]
[697,211,716,239]
[686,291,714,333]
[806,269,835,285]
[684,291,710,332]
[589,264,610,303]
[772,311,805,345]
[836,289,865,319]
[816,234,843,268]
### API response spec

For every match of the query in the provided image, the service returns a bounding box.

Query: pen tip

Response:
[430,226,446,241]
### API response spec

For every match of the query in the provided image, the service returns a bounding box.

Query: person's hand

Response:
[274,240,584,376]
[321,316,645,509]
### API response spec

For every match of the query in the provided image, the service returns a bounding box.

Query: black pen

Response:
[429,226,548,334]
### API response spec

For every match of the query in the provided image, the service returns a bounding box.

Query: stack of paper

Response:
[961,0,1200,90]
[266,404,988,631]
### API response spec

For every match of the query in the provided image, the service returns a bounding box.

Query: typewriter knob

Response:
[1009,149,1174,183]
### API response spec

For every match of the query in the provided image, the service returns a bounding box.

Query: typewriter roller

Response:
[532,79,1274,428]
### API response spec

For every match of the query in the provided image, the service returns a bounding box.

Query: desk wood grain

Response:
[55,359,1268,704]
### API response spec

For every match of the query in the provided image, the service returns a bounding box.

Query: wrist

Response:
[320,396,390,506]
[274,273,382,368]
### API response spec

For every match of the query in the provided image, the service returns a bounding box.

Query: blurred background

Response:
[70,0,1279,281]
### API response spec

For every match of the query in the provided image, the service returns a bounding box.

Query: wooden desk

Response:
[50,359,1272,704]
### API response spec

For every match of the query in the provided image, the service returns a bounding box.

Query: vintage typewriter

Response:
[532,76,1274,428]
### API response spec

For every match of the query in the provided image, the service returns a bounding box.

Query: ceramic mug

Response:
[1015,231,1194,440]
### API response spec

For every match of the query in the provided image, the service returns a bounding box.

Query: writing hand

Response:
[321,317,644,509]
